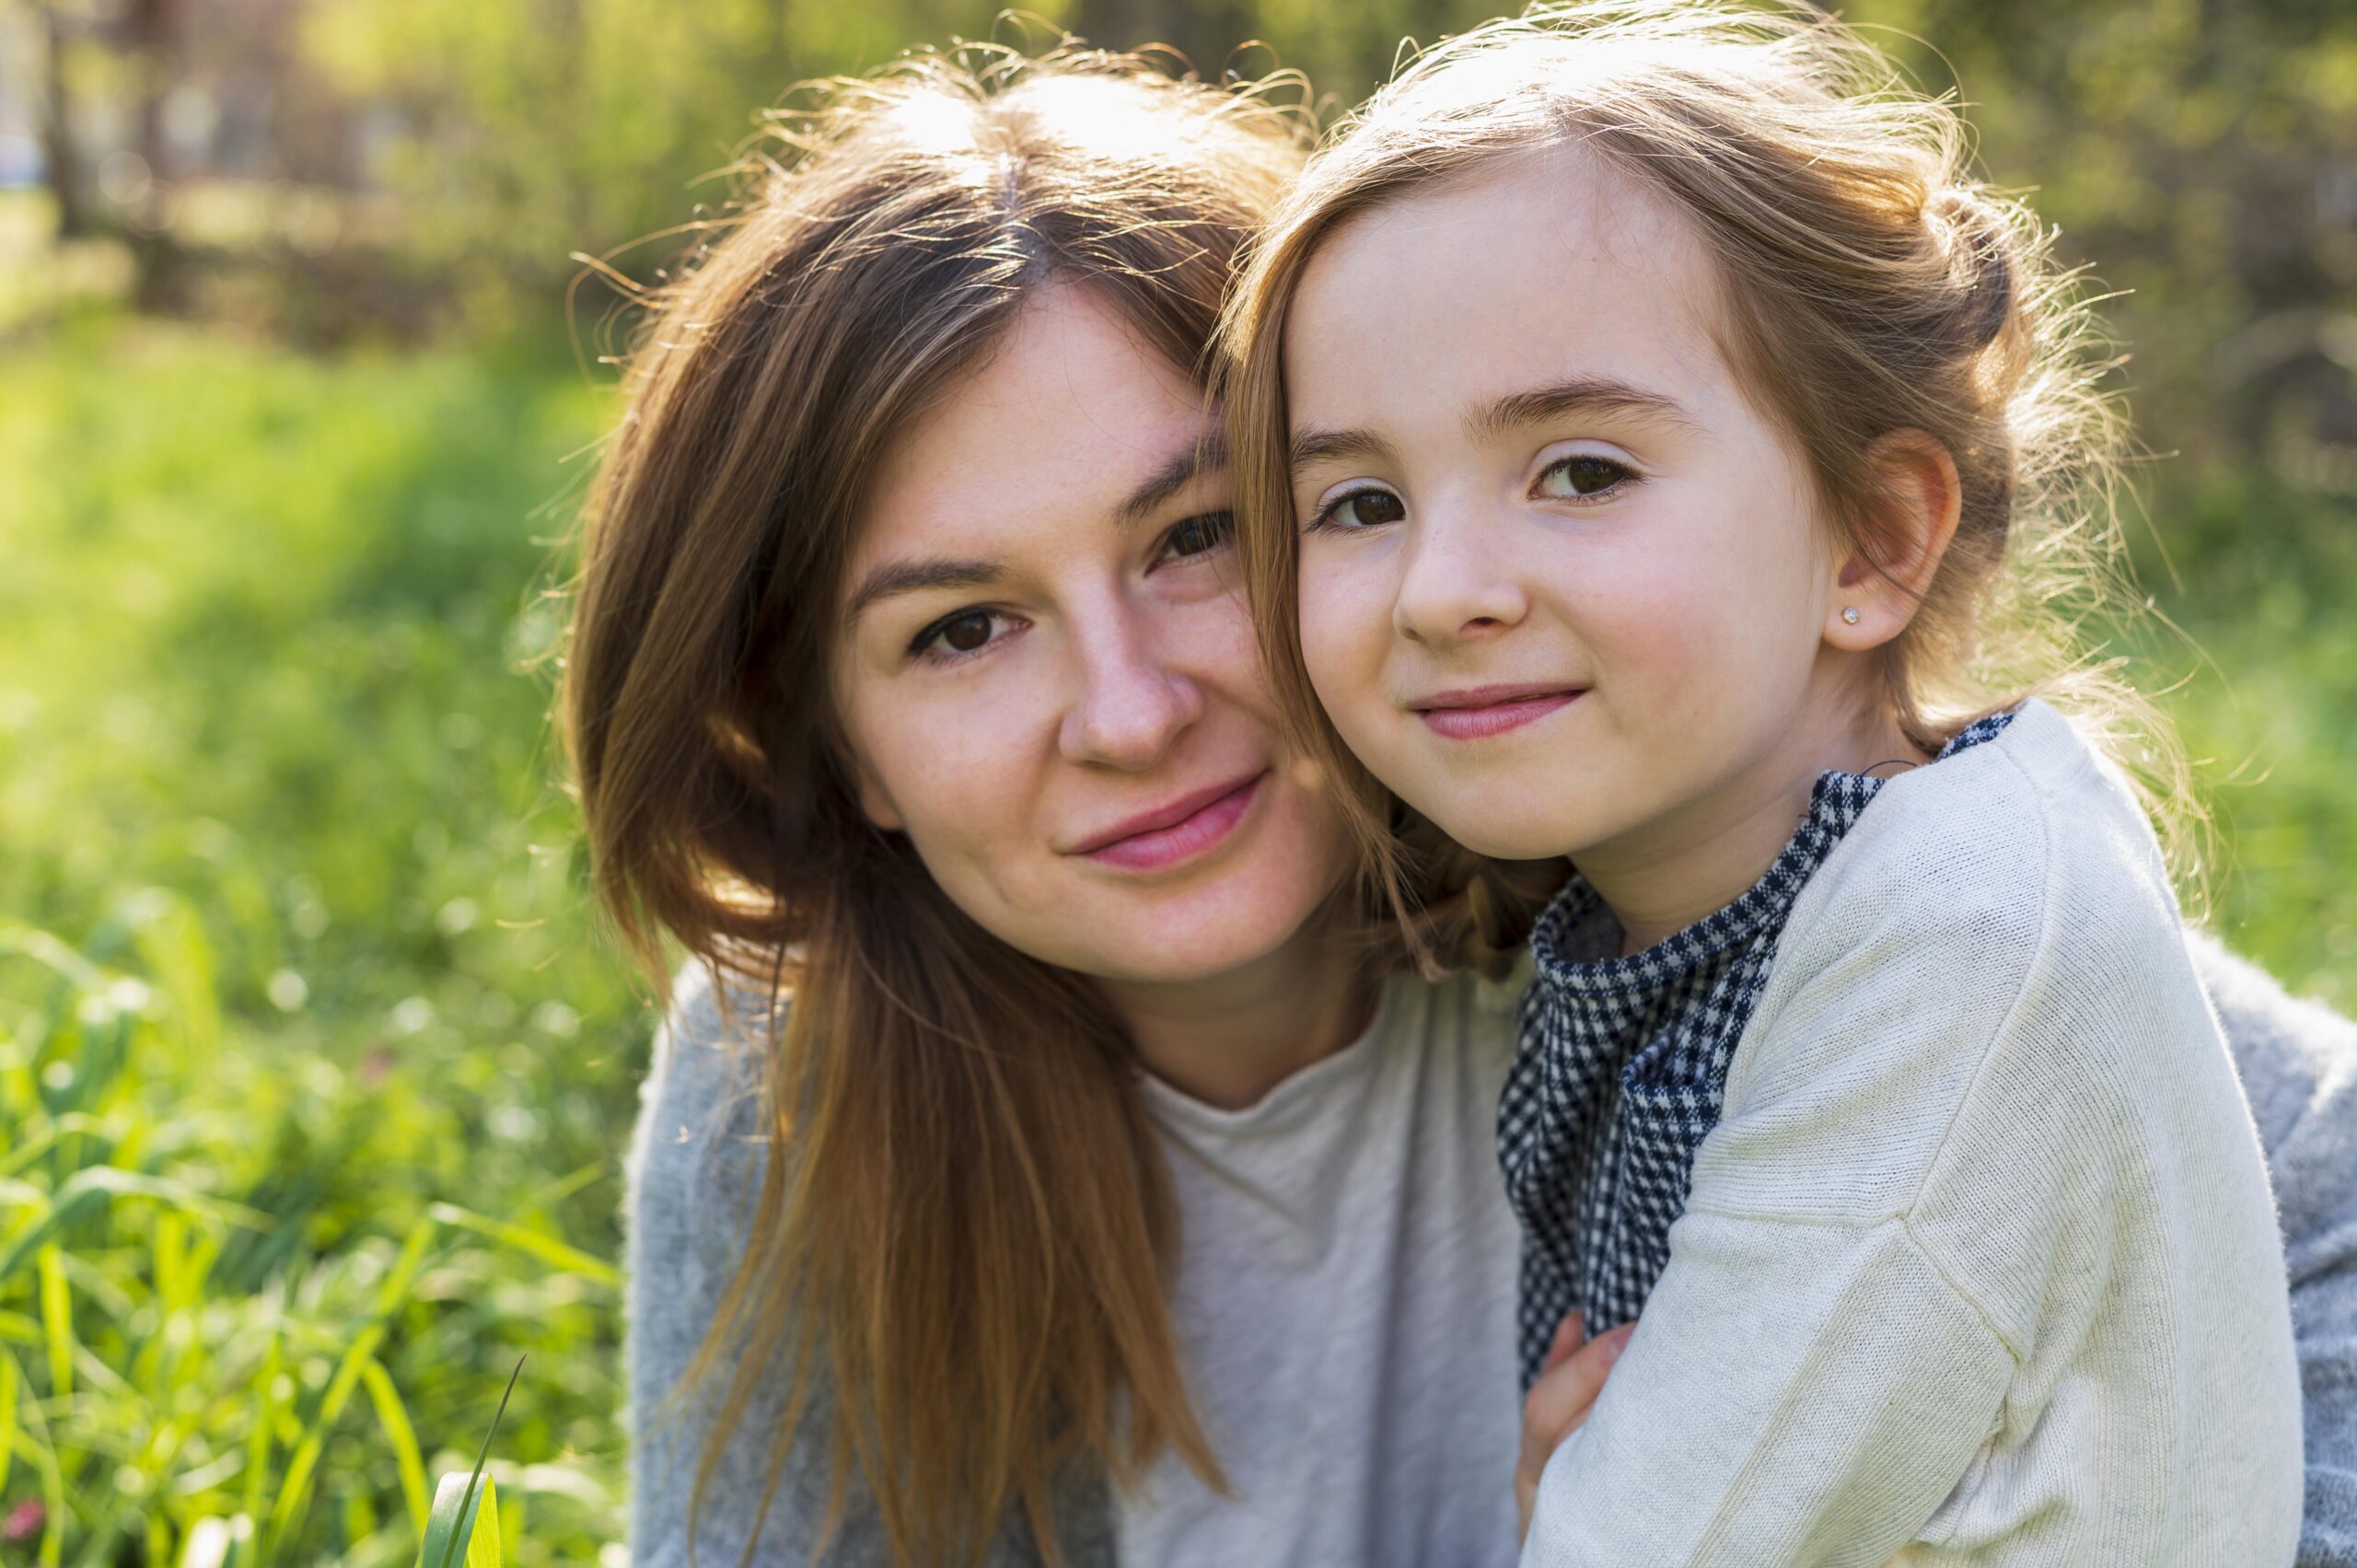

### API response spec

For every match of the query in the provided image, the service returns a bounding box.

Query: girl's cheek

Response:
[1297,559,1394,710]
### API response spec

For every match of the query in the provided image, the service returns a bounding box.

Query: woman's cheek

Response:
[878,672,1040,839]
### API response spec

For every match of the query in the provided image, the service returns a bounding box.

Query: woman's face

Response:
[831,284,1356,988]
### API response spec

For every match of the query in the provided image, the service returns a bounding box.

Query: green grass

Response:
[0,314,2350,1566]
[0,318,635,1566]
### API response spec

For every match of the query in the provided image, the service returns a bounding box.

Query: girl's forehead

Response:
[1283,147,1742,430]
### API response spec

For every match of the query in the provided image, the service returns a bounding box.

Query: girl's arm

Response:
[2194,934,2357,1568]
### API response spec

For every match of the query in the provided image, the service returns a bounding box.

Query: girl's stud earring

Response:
[1840,607,1862,624]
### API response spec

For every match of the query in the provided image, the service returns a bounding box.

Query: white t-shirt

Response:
[1116,967,1527,1568]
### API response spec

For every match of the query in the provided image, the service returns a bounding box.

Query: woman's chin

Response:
[1016,854,1346,989]
[1074,893,1336,988]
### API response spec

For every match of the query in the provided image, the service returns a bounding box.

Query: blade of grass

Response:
[420,1472,500,1568]
[260,1219,444,1559]
[262,1318,388,1546]
[434,1357,523,1568]
[360,1355,430,1543]
[36,1244,70,1401]
[0,1342,17,1494]
[424,1203,619,1285]
[0,1168,272,1283]
[9,1395,67,1568]
[238,1326,284,1568]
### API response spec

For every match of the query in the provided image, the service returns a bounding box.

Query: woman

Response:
[568,44,2357,1568]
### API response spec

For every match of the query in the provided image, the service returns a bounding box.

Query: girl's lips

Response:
[1414,688,1583,739]
[1081,772,1267,871]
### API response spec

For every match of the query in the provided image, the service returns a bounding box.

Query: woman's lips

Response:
[1413,685,1583,740]
[1077,772,1268,872]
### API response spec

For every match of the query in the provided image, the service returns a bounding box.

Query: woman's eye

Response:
[910,609,1007,661]
[1536,454,1635,499]
[939,611,993,652]
[1160,509,1235,563]
[1311,488,1407,531]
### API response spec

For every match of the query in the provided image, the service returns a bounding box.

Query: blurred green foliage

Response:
[268,0,2357,471]
[0,321,636,1564]
[0,0,2351,1563]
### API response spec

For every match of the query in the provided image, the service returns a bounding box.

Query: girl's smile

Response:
[1411,684,1586,740]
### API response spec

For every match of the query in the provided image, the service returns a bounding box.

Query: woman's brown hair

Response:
[562,45,1308,1566]
[1222,0,2190,920]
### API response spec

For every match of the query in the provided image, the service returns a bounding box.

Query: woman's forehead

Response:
[848,287,1219,575]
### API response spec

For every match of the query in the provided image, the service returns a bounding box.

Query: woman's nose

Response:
[1392,507,1528,646]
[1060,604,1206,770]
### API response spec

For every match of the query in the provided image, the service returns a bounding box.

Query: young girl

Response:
[1224,2,2304,1561]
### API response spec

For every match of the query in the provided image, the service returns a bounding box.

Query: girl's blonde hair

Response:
[563,45,1310,1567]
[1222,0,2190,935]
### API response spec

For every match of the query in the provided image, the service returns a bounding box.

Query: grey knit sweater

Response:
[622,935,2357,1567]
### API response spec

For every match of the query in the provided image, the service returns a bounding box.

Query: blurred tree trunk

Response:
[1074,0,1253,78]
[34,0,87,238]
[122,0,180,309]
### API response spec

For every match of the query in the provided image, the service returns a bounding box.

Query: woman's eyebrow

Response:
[1469,376,1700,439]
[848,557,1004,621]
[1116,430,1228,528]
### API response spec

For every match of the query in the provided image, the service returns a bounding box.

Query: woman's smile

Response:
[1070,769,1269,872]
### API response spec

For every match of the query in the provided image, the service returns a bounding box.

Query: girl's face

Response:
[832,284,1355,989]
[1283,146,1859,871]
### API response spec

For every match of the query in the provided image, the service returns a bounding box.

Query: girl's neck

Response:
[1579,679,1929,957]
[1096,918,1377,1113]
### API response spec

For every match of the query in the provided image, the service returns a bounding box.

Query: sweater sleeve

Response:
[1516,877,2035,1567]
[2193,934,2357,1568]
[623,969,894,1567]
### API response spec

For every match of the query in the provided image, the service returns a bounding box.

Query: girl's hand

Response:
[1517,1312,1638,1543]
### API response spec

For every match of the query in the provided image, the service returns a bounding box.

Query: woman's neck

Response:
[1579,682,1929,957]
[1096,920,1377,1113]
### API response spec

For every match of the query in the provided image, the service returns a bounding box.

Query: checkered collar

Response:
[1528,768,1883,1005]
[1529,711,2020,1000]
[1502,709,2020,1387]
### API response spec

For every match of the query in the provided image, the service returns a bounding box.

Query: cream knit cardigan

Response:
[1521,699,2304,1565]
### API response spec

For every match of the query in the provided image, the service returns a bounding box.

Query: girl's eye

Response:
[1309,487,1407,531]
[1159,509,1235,564]
[1536,454,1636,500]
[910,609,1011,662]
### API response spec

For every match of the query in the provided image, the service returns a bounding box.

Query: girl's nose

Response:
[1392,510,1528,646]
[1060,605,1206,770]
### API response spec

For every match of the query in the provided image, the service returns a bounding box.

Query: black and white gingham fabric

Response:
[1500,711,2018,1388]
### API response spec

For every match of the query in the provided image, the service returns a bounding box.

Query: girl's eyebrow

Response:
[1290,375,1698,480]
[1469,376,1701,439]
[1290,426,1396,477]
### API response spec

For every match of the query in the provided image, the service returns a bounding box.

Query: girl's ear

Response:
[1824,429,1963,650]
